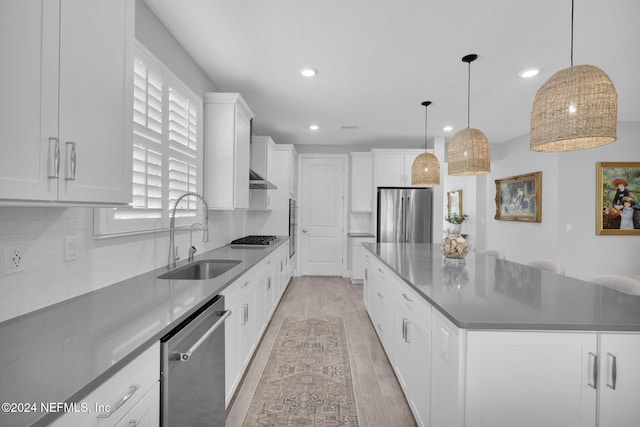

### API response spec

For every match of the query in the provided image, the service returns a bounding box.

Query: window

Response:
[95,43,203,236]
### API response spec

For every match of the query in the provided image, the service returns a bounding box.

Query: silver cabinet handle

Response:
[377,292,383,299]
[240,281,250,288]
[402,293,413,302]
[267,277,271,290]
[378,268,384,274]
[96,385,140,418]
[48,137,60,179]
[241,304,249,325]
[65,141,76,181]
[588,352,598,389]
[607,352,617,390]
[175,310,231,361]
[302,229,309,234]
[401,318,407,340]
[128,420,142,427]
[405,320,411,343]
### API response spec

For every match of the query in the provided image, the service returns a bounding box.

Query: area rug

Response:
[242,316,360,426]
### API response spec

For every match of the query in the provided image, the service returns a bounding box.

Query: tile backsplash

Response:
[0,207,246,323]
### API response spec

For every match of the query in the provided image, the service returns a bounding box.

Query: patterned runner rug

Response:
[242,316,360,426]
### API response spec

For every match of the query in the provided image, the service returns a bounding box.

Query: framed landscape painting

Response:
[495,171,542,222]
[596,162,640,235]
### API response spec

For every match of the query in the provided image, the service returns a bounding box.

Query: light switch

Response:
[64,236,79,262]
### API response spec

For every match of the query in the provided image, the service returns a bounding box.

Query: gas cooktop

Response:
[230,235,277,246]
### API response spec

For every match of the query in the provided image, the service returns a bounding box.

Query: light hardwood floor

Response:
[226,276,417,427]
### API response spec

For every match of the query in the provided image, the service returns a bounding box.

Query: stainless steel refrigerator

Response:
[377,187,433,243]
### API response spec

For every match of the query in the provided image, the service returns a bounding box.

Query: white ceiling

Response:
[144,0,640,149]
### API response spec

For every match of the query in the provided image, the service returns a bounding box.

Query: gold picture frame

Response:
[596,162,640,235]
[495,171,542,222]
[447,189,463,217]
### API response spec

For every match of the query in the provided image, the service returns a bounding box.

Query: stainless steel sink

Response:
[158,260,241,280]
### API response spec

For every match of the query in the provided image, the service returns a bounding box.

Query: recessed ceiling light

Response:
[309,124,319,131]
[443,126,453,132]
[520,68,540,78]
[300,67,318,77]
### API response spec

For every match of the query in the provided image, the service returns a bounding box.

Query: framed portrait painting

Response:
[596,162,640,235]
[495,171,542,222]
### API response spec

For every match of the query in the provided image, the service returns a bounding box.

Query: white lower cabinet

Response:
[394,299,431,427]
[50,342,160,427]
[222,244,290,407]
[363,252,640,427]
[598,333,640,427]
[350,236,375,283]
[465,331,597,427]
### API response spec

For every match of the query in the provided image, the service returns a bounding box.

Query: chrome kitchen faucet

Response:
[168,191,209,269]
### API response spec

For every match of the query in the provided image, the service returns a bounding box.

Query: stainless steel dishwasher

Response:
[160,295,230,426]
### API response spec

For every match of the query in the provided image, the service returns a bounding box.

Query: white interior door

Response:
[300,156,346,276]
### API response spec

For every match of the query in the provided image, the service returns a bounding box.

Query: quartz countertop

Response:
[364,243,640,331]
[0,238,288,427]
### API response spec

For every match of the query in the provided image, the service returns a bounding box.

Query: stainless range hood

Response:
[249,169,277,190]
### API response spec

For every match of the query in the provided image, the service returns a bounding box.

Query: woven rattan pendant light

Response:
[530,0,617,152]
[448,54,491,176]
[412,101,440,186]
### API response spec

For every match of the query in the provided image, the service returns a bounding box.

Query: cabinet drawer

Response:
[51,342,159,427]
[395,280,431,330]
[114,382,159,427]
[220,268,257,307]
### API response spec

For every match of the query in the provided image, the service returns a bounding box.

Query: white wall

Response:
[0,1,247,323]
[484,122,639,280]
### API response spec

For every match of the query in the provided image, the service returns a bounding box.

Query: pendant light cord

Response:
[467,60,471,128]
[424,105,428,152]
[570,0,574,67]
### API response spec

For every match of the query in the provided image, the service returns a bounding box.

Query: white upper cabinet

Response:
[0,0,134,205]
[350,152,373,212]
[373,149,425,188]
[204,93,253,210]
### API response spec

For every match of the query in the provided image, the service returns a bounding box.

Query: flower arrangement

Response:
[445,213,468,224]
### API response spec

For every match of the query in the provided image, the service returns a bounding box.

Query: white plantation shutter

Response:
[95,44,203,236]
[168,86,198,218]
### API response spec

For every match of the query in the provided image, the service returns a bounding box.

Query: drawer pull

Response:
[129,419,142,427]
[377,292,383,299]
[402,293,413,302]
[240,281,250,288]
[96,385,140,418]
[378,268,384,274]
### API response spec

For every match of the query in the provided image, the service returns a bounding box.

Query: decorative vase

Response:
[440,223,469,263]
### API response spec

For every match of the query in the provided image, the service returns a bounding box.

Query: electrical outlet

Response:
[5,244,24,273]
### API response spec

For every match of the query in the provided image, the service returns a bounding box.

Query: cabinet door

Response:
[351,154,373,211]
[375,152,406,187]
[0,0,57,201]
[57,0,133,203]
[395,311,431,427]
[224,302,241,405]
[599,333,640,427]
[465,331,597,427]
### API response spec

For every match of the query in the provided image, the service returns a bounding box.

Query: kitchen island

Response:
[0,238,289,427]
[363,243,640,427]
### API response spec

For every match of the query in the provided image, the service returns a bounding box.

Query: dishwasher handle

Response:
[174,310,231,362]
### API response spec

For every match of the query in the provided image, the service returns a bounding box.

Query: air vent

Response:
[339,125,360,130]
